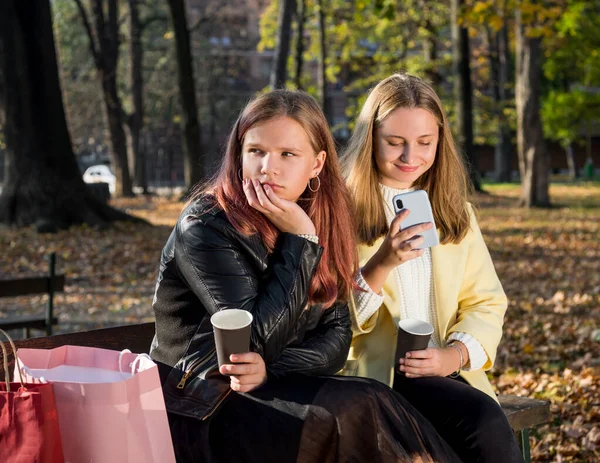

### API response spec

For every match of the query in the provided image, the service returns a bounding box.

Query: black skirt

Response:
[167,374,461,463]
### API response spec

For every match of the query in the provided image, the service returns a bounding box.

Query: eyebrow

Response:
[244,143,304,152]
[385,134,435,139]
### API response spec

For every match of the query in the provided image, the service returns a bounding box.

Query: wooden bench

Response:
[0,252,64,338]
[0,323,550,462]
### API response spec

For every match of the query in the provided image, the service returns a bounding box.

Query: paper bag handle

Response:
[118,349,153,377]
[0,328,26,392]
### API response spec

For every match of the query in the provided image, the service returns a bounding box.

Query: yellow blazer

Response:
[340,208,507,402]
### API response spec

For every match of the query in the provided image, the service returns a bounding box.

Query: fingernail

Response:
[400,366,405,371]
[399,358,404,365]
[230,355,238,362]
[226,365,232,372]
[406,352,411,358]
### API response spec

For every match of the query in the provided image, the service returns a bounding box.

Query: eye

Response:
[387,141,403,147]
[419,142,432,146]
[248,148,261,154]
[282,151,295,157]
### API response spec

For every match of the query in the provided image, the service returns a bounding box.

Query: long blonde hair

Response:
[342,73,472,245]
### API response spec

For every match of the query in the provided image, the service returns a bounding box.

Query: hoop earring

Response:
[308,175,321,193]
[238,168,243,181]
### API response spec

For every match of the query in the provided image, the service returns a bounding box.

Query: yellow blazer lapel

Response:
[430,242,464,339]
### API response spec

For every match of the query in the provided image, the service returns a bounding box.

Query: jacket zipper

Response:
[201,389,232,421]
[176,347,216,389]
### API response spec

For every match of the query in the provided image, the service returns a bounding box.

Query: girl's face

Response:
[374,107,439,189]
[241,116,325,202]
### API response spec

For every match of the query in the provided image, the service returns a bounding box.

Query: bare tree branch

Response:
[73,0,101,69]
[90,0,108,65]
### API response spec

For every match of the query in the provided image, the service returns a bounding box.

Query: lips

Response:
[395,165,419,173]
[262,182,282,189]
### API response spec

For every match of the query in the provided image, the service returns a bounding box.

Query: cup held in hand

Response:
[210,309,253,370]
[395,318,434,370]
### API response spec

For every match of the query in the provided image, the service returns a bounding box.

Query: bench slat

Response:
[0,316,59,331]
[499,394,550,431]
[0,275,65,297]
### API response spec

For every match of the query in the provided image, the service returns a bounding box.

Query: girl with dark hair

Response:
[150,90,461,462]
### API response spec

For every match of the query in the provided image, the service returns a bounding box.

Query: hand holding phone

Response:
[392,190,439,249]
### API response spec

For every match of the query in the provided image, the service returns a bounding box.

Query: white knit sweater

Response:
[353,184,487,371]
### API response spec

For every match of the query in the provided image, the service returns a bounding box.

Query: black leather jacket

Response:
[150,195,352,420]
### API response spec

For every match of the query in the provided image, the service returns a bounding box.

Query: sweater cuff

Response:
[353,268,385,327]
[296,234,319,244]
[447,332,488,371]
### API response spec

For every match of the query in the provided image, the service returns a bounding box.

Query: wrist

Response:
[446,344,464,375]
[369,251,396,274]
[294,222,316,236]
[361,255,394,295]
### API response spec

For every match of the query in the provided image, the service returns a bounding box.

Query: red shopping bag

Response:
[0,329,64,463]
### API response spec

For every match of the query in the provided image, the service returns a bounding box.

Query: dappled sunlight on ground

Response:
[1,182,598,462]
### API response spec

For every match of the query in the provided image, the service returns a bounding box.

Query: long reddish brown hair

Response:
[189,90,358,308]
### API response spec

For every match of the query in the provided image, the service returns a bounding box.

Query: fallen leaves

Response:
[1,182,599,462]
[479,182,600,462]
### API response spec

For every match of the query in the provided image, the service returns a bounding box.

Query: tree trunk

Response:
[126,0,147,193]
[74,0,133,197]
[270,0,296,90]
[0,0,144,229]
[515,9,550,207]
[451,0,480,190]
[565,144,577,180]
[489,21,512,182]
[585,120,593,167]
[102,75,132,197]
[167,0,204,190]
[317,0,331,123]
[294,0,305,90]
[497,21,513,182]
[93,0,133,197]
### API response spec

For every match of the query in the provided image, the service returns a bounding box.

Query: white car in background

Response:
[83,164,116,194]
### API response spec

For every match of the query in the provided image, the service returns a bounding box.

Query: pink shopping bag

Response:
[14,345,175,463]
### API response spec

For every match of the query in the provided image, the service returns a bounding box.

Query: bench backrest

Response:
[0,275,66,298]
[0,252,65,298]
[0,322,155,380]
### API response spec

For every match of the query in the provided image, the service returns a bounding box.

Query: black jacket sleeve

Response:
[267,302,352,377]
[174,212,323,364]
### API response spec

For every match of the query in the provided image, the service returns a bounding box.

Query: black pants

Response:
[168,375,462,463]
[393,374,525,463]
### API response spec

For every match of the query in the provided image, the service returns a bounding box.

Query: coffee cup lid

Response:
[211,309,253,330]
[398,318,434,336]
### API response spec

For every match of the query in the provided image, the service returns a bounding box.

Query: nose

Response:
[399,145,414,165]
[260,153,279,175]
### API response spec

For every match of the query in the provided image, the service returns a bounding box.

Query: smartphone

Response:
[392,190,439,249]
